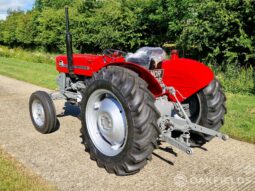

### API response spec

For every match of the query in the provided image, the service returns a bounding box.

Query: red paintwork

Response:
[161,54,214,102]
[56,52,214,102]
[56,54,125,76]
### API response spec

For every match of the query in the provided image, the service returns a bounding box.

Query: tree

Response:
[34,0,74,10]
[35,8,66,52]
[0,10,24,46]
[178,0,255,66]
[0,0,254,68]
[15,11,40,47]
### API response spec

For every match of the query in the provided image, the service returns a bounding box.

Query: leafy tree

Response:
[15,11,40,47]
[35,8,66,52]
[178,0,255,66]
[83,0,147,51]
[0,10,24,46]
[34,0,74,10]
[0,0,254,67]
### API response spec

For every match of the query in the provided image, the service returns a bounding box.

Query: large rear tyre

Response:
[80,66,160,175]
[29,91,57,134]
[182,79,227,146]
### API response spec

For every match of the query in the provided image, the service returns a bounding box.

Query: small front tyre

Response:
[29,91,57,134]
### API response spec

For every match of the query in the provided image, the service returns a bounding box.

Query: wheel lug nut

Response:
[94,102,100,110]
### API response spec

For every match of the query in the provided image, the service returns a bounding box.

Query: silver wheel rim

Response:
[85,89,127,156]
[32,99,45,127]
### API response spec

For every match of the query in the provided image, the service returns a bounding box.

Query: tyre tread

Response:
[81,66,159,175]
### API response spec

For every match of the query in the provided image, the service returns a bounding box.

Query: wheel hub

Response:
[86,90,127,156]
[98,112,113,131]
[32,100,45,127]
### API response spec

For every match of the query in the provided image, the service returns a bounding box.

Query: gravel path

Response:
[0,75,254,191]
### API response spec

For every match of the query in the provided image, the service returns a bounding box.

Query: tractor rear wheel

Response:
[80,66,160,175]
[181,79,227,146]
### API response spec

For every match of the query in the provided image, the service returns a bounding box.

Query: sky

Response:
[0,0,35,20]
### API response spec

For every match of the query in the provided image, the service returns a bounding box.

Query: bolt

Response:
[94,102,100,110]
[186,148,193,155]
[222,134,229,141]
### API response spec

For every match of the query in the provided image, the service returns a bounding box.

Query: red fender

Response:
[108,62,163,96]
[162,57,214,102]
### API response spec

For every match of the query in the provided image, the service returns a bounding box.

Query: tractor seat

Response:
[125,47,166,69]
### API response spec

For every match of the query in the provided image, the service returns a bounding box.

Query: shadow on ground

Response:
[55,102,183,166]
[57,102,80,118]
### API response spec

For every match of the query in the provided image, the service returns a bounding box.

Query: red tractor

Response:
[29,8,227,175]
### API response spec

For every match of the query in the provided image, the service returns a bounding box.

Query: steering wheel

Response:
[103,49,127,58]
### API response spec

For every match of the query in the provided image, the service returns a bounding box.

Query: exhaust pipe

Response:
[65,7,77,79]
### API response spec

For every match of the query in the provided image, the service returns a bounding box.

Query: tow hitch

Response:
[159,87,229,155]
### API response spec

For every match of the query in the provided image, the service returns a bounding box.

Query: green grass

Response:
[0,57,58,89]
[0,148,56,191]
[0,46,56,65]
[222,93,255,144]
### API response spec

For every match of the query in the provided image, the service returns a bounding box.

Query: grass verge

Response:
[0,148,56,191]
[0,45,56,65]
[0,55,254,144]
[222,93,255,144]
[0,57,58,89]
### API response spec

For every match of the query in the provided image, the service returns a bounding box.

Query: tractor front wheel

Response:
[80,66,160,175]
[29,91,58,134]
